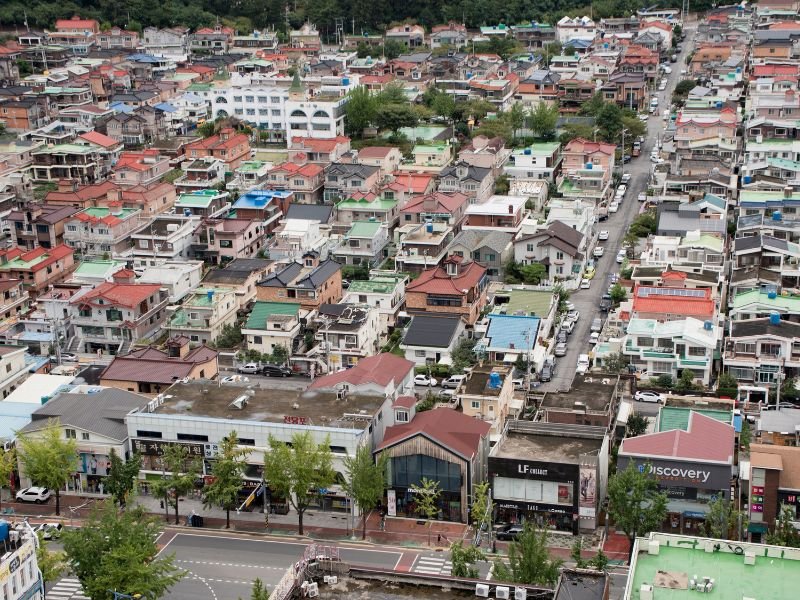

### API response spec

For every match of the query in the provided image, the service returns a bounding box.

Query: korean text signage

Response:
[133,439,204,457]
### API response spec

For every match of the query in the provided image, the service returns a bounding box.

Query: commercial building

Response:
[744,444,800,542]
[0,522,42,600]
[618,412,735,535]
[489,421,609,533]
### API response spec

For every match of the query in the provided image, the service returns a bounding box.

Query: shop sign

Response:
[133,439,204,457]
[496,500,575,515]
[284,415,308,425]
[387,489,397,517]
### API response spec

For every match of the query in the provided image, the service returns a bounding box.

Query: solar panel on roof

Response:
[638,287,706,298]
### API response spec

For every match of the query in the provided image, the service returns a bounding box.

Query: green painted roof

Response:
[187,83,213,91]
[176,190,223,208]
[768,157,800,171]
[81,206,138,219]
[74,260,125,277]
[336,198,396,211]
[679,234,723,252]
[657,406,731,432]
[732,289,800,311]
[348,220,383,238]
[244,301,300,329]
[492,288,553,317]
[513,142,560,155]
[184,288,223,307]
[34,143,96,154]
[237,160,267,172]
[347,276,403,294]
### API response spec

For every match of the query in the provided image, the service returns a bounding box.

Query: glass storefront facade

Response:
[387,454,464,522]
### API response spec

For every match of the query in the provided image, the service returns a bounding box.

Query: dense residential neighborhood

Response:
[5,4,800,600]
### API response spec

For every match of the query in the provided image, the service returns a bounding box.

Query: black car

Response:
[622,154,632,163]
[598,214,608,222]
[261,364,293,377]
[600,294,612,312]
[556,331,568,345]
[540,364,553,382]
[496,525,524,541]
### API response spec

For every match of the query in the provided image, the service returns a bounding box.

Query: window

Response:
[395,410,409,423]
[486,253,496,262]
[238,438,256,446]
[471,400,480,409]
[136,430,162,439]
[415,350,426,357]
[65,429,76,439]
[139,239,149,249]
[67,225,77,232]
[761,343,781,356]
[177,433,209,442]
[219,240,233,248]
[526,243,535,252]
[36,224,49,234]
[245,95,254,102]
[81,432,90,440]
[253,335,262,344]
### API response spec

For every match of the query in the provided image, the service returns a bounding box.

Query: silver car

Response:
[554,342,568,357]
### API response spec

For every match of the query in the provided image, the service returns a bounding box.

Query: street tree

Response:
[596,102,624,143]
[492,524,563,586]
[507,102,526,142]
[626,413,649,437]
[249,578,269,600]
[203,432,249,529]
[470,481,493,536]
[151,444,200,525]
[105,449,141,507]
[431,92,456,122]
[62,501,184,600]
[343,444,388,539]
[607,462,668,557]
[450,540,485,578]
[451,338,478,373]
[766,505,800,547]
[676,368,696,391]
[409,477,441,545]
[263,431,335,535]
[740,420,752,450]
[344,86,376,137]
[0,446,14,510]
[375,104,418,134]
[527,102,559,140]
[16,420,78,516]
[609,283,627,305]
[604,352,630,374]
[703,497,746,541]
[37,533,66,586]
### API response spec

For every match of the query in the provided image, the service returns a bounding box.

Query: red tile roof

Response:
[115,149,163,171]
[272,161,323,177]
[631,284,715,319]
[100,345,218,384]
[393,396,416,409]
[73,282,162,309]
[290,136,350,153]
[406,260,487,296]
[620,412,734,463]
[185,129,249,154]
[55,16,99,30]
[0,245,73,272]
[377,408,490,459]
[46,180,118,203]
[79,130,120,149]
[357,146,396,159]
[309,353,414,390]
[564,138,617,155]
[389,172,435,195]
[401,191,468,214]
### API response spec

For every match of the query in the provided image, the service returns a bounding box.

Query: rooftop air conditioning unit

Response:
[475,584,490,597]
[513,589,527,600]
[495,587,510,600]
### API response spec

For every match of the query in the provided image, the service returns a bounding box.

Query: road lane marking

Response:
[176,559,286,571]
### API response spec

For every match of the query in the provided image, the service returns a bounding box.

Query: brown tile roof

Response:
[100,345,217,384]
[377,407,490,459]
[406,260,487,296]
[620,412,734,463]
[309,353,414,390]
[750,444,800,491]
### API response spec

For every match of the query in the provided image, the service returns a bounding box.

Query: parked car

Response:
[237,363,260,374]
[599,295,612,312]
[261,364,293,377]
[598,230,609,241]
[621,174,631,183]
[220,375,238,384]
[556,331,568,345]
[561,319,575,335]
[584,267,596,280]
[621,154,632,163]
[565,301,576,312]
[593,246,605,258]
[589,332,600,345]
[635,390,665,403]
[616,185,627,197]
[496,525,525,541]
[638,113,649,122]
[567,310,580,322]
[33,523,63,540]
[609,202,620,213]
[16,487,51,503]
[580,279,591,289]
[554,342,568,357]
[512,378,528,392]
[540,364,553,382]
[591,317,603,332]
[442,375,466,389]
[638,192,647,202]
[414,374,438,387]
[576,354,591,374]
[616,251,626,264]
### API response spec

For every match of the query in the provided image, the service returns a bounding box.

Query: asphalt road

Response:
[542,29,696,393]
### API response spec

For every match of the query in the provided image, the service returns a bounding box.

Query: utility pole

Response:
[620,128,628,181]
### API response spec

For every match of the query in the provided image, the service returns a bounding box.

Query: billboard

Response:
[579,466,596,518]
[387,489,397,517]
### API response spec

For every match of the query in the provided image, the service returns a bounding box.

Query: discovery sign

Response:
[618,456,731,491]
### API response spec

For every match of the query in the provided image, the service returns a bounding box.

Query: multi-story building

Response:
[174,157,226,193]
[97,26,139,49]
[167,287,238,345]
[342,273,407,331]
[126,215,199,267]
[405,257,489,325]
[142,27,189,61]
[31,142,105,184]
[267,160,324,203]
[112,150,171,187]
[192,218,265,265]
[0,245,76,298]
[242,301,304,357]
[332,220,390,267]
[63,205,141,257]
[505,143,562,181]
[226,160,271,192]
[69,281,169,354]
[0,517,43,600]
[313,303,381,370]
[8,203,80,250]
[463,195,527,233]
[183,128,250,171]
[438,161,494,204]
[256,253,342,311]
[50,15,100,54]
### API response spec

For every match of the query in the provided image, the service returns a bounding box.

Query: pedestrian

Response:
[437,533,441,544]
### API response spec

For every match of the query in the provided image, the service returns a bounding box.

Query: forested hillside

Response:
[0,0,708,38]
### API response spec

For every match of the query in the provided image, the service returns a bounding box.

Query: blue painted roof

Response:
[109,101,134,114]
[234,189,293,209]
[154,102,177,113]
[733,414,743,433]
[126,53,162,63]
[0,402,37,440]
[484,314,541,351]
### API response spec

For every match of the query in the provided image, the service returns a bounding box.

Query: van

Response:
[577,354,590,374]
[442,374,467,389]
[590,317,603,332]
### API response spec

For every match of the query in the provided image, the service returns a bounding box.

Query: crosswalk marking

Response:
[48,578,87,600]
[413,556,452,576]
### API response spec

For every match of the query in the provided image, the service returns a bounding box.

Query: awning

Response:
[683,511,707,519]
[748,523,768,534]
[503,353,519,363]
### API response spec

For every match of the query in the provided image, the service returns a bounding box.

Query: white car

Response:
[638,113,649,122]
[621,174,631,184]
[580,279,591,289]
[589,332,600,345]
[598,230,609,241]
[638,193,647,202]
[663,66,672,74]
[609,202,619,213]
[237,363,260,374]
[220,375,239,384]
[33,523,63,540]
[565,301,576,312]
[593,246,604,257]
[616,185,627,197]
[576,354,591,374]
[414,374,438,387]
[16,487,52,503]
[650,153,661,163]
[616,251,626,264]
[635,390,665,403]
[680,68,687,75]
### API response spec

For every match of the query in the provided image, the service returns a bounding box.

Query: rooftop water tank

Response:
[768,290,778,299]
[524,148,532,155]
[770,312,781,326]
[426,222,434,233]
[703,320,713,331]
[773,210,782,221]
[342,77,350,86]
[0,520,9,545]
[207,290,215,303]
[184,208,192,217]
[586,162,593,169]
[743,175,752,184]
[489,372,502,388]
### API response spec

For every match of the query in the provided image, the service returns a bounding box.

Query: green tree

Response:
[781,376,800,401]
[409,477,441,545]
[198,121,215,137]
[17,59,32,76]
[269,344,289,365]
[203,432,249,529]
[578,92,606,117]
[655,374,674,389]
[470,481,493,533]
[0,447,14,510]
[431,92,456,121]
[527,102,559,140]
[382,39,406,60]
[450,540,485,578]
[703,496,746,541]
[249,578,269,600]
[676,368,696,392]
[375,104,418,133]
[474,118,513,144]
[16,420,78,516]
[37,532,66,586]
[344,445,388,539]
[376,82,409,105]
[492,524,563,586]
[345,86,377,137]
[494,173,510,195]
[213,323,243,348]
[263,431,335,535]
[519,262,547,284]
[571,538,588,568]
[766,505,800,547]
[603,352,630,374]
[105,449,141,508]
[151,444,200,525]
[451,337,478,373]
[626,413,649,437]
[507,102,526,143]
[559,123,596,145]
[596,102,624,143]
[607,462,668,557]
[717,371,739,397]
[62,502,184,600]
[610,283,627,305]
[740,420,752,451]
